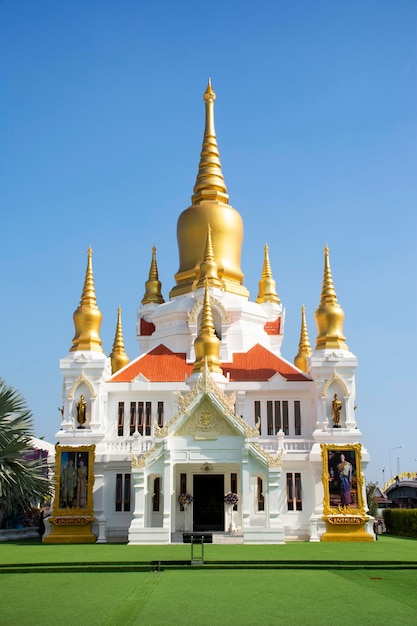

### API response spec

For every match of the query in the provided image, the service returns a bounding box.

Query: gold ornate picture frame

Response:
[321,443,366,516]
[54,445,95,517]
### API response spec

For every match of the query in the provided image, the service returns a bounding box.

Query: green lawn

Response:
[1,536,416,625]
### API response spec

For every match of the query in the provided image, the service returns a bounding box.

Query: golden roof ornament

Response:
[110,307,130,373]
[294,305,312,372]
[256,244,280,304]
[70,248,103,352]
[196,224,223,290]
[170,80,248,299]
[142,246,165,305]
[314,246,348,351]
[193,281,223,374]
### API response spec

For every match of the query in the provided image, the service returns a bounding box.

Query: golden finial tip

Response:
[204,78,216,102]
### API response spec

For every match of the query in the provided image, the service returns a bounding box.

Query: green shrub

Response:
[383,509,417,538]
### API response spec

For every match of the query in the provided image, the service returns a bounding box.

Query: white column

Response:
[162,449,172,534]
[93,474,107,543]
[241,449,250,532]
[267,467,281,529]
[128,467,145,542]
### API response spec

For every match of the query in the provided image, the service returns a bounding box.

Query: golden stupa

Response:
[170,80,248,299]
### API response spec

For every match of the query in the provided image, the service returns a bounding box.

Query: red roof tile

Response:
[110,343,309,383]
[222,344,309,382]
[264,317,281,335]
[110,345,193,383]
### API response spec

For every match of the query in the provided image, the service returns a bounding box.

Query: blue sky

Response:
[1,1,416,483]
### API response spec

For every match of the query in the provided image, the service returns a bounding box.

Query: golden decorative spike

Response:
[70,248,103,352]
[192,79,229,205]
[294,305,312,372]
[196,224,223,290]
[193,281,223,374]
[110,307,130,373]
[314,246,348,351]
[170,81,248,299]
[256,244,280,304]
[142,246,165,305]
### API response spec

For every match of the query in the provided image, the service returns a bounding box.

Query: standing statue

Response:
[60,459,77,507]
[337,453,352,505]
[332,393,342,427]
[76,460,88,508]
[76,394,87,428]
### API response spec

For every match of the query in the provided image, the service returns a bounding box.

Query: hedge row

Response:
[383,509,417,538]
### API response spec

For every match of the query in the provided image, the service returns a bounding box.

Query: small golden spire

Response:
[196,224,223,290]
[256,244,280,304]
[70,248,103,352]
[142,246,165,305]
[192,78,229,205]
[110,307,130,373]
[314,246,348,351]
[193,281,223,374]
[294,306,312,372]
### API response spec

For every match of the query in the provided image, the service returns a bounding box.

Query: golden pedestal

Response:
[321,515,373,542]
[44,515,96,543]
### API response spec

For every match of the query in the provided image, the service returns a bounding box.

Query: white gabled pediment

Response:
[154,368,259,440]
[175,397,240,439]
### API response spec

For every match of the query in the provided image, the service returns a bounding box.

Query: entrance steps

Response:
[171,531,244,544]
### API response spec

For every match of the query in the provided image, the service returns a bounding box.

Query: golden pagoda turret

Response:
[294,305,312,373]
[196,224,223,290]
[256,244,280,304]
[314,246,348,351]
[193,281,223,374]
[109,307,130,373]
[170,80,248,299]
[142,246,165,305]
[70,248,103,352]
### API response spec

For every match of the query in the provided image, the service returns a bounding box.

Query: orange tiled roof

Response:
[222,344,309,381]
[110,345,193,382]
[109,343,309,383]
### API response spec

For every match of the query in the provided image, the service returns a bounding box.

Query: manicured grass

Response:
[1,534,416,564]
[0,537,416,625]
[1,568,417,625]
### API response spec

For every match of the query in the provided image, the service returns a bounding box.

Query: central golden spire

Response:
[170,80,248,299]
[191,79,229,205]
[314,246,348,351]
[70,248,103,352]
[193,281,223,374]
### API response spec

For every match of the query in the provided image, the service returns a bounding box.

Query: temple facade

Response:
[55,81,371,543]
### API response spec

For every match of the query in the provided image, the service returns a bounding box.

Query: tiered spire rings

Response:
[142,246,165,305]
[70,248,103,352]
[314,246,348,351]
[110,307,130,373]
[294,305,312,372]
[256,244,280,304]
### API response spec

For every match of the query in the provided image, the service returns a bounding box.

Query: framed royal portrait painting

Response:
[55,445,95,514]
[321,443,365,516]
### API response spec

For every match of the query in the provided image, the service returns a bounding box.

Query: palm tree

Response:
[0,378,51,514]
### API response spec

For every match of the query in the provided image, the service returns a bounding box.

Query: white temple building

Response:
[55,80,370,544]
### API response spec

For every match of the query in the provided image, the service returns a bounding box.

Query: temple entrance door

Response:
[193,474,224,531]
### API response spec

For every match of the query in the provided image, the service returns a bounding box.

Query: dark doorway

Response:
[193,474,224,531]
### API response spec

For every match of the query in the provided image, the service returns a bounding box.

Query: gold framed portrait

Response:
[321,443,366,516]
[54,445,95,516]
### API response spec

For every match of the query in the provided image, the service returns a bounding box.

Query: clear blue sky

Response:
[1,1,416,484]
